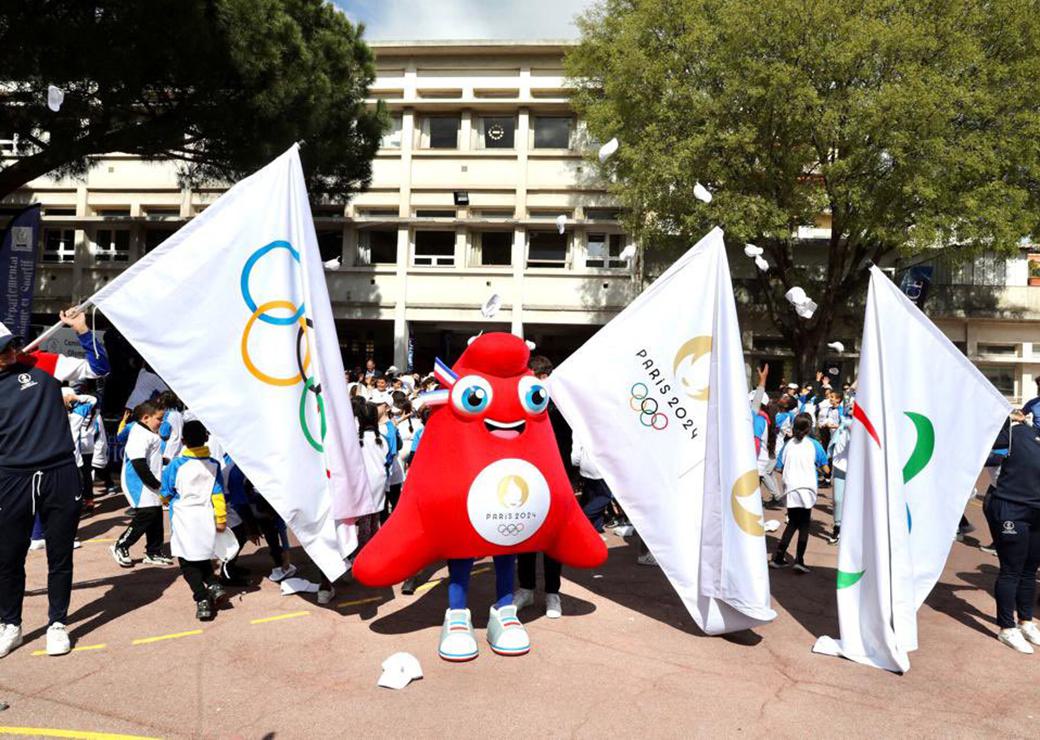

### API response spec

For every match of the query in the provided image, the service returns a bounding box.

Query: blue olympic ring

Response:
[240,240,305,326]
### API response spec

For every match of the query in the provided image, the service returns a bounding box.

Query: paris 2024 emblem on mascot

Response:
[353,333,607,661]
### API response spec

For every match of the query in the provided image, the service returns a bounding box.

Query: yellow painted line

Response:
[131,629,202,645]
[250,610,311,625]
[31,644,106,657]
[85,538,117,543]
[337,596,381,608]
[0,727,159,740]
[413,578,442,595]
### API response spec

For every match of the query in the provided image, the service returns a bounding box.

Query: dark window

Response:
[586,208,621,220]
[415,210,457,218]
[527,232,567,268]
[480,232,512,266]
[42,228,76,263]
[428,116,460,149]
[587,233,627,268]
[481,116,515,149]
[534,116,572,149]
[981,365,1015,396]
[144,228,177,253]
[316,230,342,262]
[95,229,129,262]
[365,230,398,264]
[414,231,456,266]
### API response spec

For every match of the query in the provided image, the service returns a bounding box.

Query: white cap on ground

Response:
[764,520,781,533]
[378,652,423,690]
[598,137,619,162]
[693,182,713,203]
[279,577,319,595]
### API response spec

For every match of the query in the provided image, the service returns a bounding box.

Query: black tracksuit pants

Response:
[116,506,165,557]
[518,552,562,594]
[0,462,82,626]
[179,558,217,602]
[985,496,1040,629]
[776,507,812,564]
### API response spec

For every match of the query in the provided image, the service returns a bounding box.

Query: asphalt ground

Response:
[0,490,1037,739]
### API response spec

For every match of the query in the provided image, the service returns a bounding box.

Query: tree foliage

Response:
[0,0,386,201]
[567,0,1040,376]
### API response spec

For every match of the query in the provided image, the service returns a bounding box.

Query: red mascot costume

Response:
[353,333,606,661]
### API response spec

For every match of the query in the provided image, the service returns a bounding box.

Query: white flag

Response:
[551,228,775,634]
[813,266,1009,671]
[92,146,371,581]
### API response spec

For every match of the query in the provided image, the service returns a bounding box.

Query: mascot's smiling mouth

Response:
[484,419,526,440]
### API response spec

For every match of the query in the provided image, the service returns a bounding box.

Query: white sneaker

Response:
[46,623,71,656]
[0,624,23,658]
[513,587,535,611]
[317,587,335,606]
[1019,621,1040,646]
[545,593,562,619]
[998,627,1035,654]
[438,608,478,662]
[28,539,45,552]
[72,539,82,550]
[268,564,297,583]
[487,605,530,656]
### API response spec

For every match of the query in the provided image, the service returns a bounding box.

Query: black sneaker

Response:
[207,583,228,607]
[196,599,214,621]
[142,553,174,566]
[793,562,811,574]
[769,555,790,569]
[110,545,133,568]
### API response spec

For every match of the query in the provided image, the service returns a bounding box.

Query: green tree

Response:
[567,0,1040,379]
[0,0,386,201]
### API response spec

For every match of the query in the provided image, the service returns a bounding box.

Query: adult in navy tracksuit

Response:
[985,413,1040,654]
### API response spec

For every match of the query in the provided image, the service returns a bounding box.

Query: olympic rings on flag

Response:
[239,241,327,453]
[629,382,668,431]
[497,523,525,536]
[241,241,306,325]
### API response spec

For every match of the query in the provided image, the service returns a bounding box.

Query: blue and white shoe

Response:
[439,608,478,662]
[487,605,530,656]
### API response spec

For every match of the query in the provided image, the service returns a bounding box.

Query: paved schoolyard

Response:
[0,491,1036,739]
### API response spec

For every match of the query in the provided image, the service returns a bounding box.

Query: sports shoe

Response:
[72,539,82,550]
[0,624,23,658]
[769,555,790,569]
[401,576,418,595]
[793,562,811,574]
[487,605,530,656]
[110,545,133,568]
[636,552,658,567]
[998,627,1035,654]
[196,599,214,622]
[317,587,336,606]
[142,553,174,566]
[207,583,228,607]
[28,539,45,552]
[980,543,997,556]
[438,608,478,662]
[1019,620,1040,646]
[267,564,297,583]
[545,593,562,619]
[46,623,71,656]
[513,587,535,610]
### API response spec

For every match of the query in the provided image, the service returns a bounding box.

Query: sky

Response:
[334,0,597,41]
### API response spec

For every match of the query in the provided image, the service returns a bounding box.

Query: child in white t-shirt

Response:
[111,401,172,568]
[770,413,830,573]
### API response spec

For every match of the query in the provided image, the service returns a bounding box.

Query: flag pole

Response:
[22,299,94,353]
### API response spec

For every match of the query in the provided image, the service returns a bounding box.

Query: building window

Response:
[421,115,460,149]
[935,252,1007,286]
[980,365,1015,396]
[586,208,621,221]
[415,209,456,218]
[42,228,76,263]
[479,116,515,149]
[479,232,512,266]
[316,229,342,262]
[533,116,572,149]
[359,229,398,265]
[587,233,627,268]
[527,232,567,268]
[94,229,129,262]
[144,228,177,253]
[382,114,403,149]
[978,343,1018,357]
[413,231,456,267]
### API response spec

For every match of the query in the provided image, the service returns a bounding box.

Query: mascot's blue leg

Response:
[493,555,516,608]
[447,558,475,609]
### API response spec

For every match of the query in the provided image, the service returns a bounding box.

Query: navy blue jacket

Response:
[0,363,76,471]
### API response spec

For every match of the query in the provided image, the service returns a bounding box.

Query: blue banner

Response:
[0,204,41,337]
[900,265,934,308]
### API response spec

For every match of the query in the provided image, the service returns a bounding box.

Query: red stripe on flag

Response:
[853,403,882,448]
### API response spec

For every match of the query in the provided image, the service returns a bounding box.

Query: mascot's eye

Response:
[517,376,550,414]
[451,375,494,416]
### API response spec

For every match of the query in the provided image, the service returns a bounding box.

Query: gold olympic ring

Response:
[241,299,312,386]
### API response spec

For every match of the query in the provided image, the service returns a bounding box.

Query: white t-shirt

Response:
[776,436,828,509]
[121,423,164,508]
[360,431,389,512]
